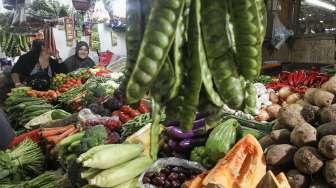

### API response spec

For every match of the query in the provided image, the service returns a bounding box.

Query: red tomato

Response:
[119,112,131,123]
[129,109,141,118]
[120,105,133,114]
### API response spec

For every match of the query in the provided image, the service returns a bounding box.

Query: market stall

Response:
[1,0,336,187]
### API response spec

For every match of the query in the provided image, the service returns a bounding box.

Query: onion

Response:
[286,93,301,104]
[278,87,293,99]
[269,91,279,104]
[266,104,282,118]
[255,110,270,122]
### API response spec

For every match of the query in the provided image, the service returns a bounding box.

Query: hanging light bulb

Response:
[92,0,110,23]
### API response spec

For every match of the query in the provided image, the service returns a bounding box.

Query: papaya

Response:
[202,134,266,188]
[275,172,291,188]
[256,171,280,188]
[183,172,208,188]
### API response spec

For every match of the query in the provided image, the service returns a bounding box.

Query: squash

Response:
[275,172,291,188]
[202,134,266,188]
[256,171,280,188]
[205,118,238,162]
[183,172,208,188]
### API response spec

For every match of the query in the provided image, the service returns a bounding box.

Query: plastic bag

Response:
[139,157,206,188]
[271,13,294,49]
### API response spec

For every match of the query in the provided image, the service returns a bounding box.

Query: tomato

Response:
[120,105,133,114]
[119,112,131,123]
[128,109,141,118]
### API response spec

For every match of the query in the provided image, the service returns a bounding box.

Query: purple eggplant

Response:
[192,118,206,130]
[178,138,206,150]
[164,120,180,127]
[195,112,206,120]
[166,126,206,140]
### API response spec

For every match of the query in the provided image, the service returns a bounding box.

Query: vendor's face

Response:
[78,46,89,59]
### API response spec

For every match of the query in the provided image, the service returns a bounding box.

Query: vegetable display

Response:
[125,0,267,137]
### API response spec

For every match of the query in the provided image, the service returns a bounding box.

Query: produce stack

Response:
[260,76,336,187]
[77,144,153,187]
[124,0,267,160]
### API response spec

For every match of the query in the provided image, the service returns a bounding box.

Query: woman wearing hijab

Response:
[64,41,95,73]
[11,39,67,87]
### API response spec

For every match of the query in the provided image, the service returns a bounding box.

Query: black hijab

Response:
[64,41,95,73]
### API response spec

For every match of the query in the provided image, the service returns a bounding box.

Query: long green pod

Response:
[230,0,264,80]
[168,14,185,100]
[150,98,161,160]
[166,0,203,131]
[126,0,185,103]
[201,0,244,109]
[243,81,257,115]
[150,58,175,100]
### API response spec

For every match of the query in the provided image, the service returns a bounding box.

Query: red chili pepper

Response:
[9,129,41,148]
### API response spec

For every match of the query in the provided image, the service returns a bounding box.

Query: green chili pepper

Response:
[126,0,186,104]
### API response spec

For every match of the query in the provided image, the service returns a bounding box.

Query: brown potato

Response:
[278,104,306,129]
[266,144,297,166]
[271,129,291,144]
[324,159,336,187]
[290,123,317,147]
[313,89,334,107]
[318,135,336,159]
[294,146,324,175]
[286,169,309,188]
[317,122,336,138]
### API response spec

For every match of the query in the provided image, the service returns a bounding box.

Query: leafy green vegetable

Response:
[0,139,44,181]
[190,146,213,169]
[77,125,108,155]
[121,113,152,140]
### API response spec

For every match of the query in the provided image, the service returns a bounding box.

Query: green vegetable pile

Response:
[124,0,267,159]
[121,113,152,140]
[190,118,267,168]
[4,88,55,129]
[0,139,44,182]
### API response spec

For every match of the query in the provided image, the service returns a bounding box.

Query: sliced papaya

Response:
[183,172,208,188]
[202,134,266,188]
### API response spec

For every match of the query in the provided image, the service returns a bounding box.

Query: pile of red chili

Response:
[266,68,330,93]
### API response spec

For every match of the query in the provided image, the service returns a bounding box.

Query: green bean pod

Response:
[150,98,161,160]
[210,53,245,109]
[126,0,186,104]
[230,0,264,80]
[201,0,244,109]
[150,58,175,101]
[168,13,185,100]
[166,0,203,131]
[243,81,257,115]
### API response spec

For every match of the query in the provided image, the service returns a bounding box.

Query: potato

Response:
[324,159,336,187]
[309,179,329,188]
[318,135,336,159]
[259,135,275,150]
[313,89,334,107]
[287,93,301,104]
[266,104,282,118]
[290,123,317,147]
[286,169,309,188]
[304,88,317,104]
[321,76,336,94]
[266,144,297,166]
[278,104,306,129]
[295,99,310,107]
[294,146,324,175]
[317,122,336,137]
[271,129,291,144]
[301,105,320,125]
[320,105,336,123]
[272,120,288,130]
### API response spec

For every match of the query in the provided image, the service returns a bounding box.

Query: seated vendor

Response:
[63,41,95,73]
[11,40,67,87]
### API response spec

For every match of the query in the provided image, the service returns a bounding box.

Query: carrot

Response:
[42,125,75,137]
[42,124,75,131]
[46,127,77,144]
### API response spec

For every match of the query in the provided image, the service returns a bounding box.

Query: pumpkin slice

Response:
[202,134,266,188]
[256,171,280,188]
[183,172,208,188]
[275,172,291,188]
